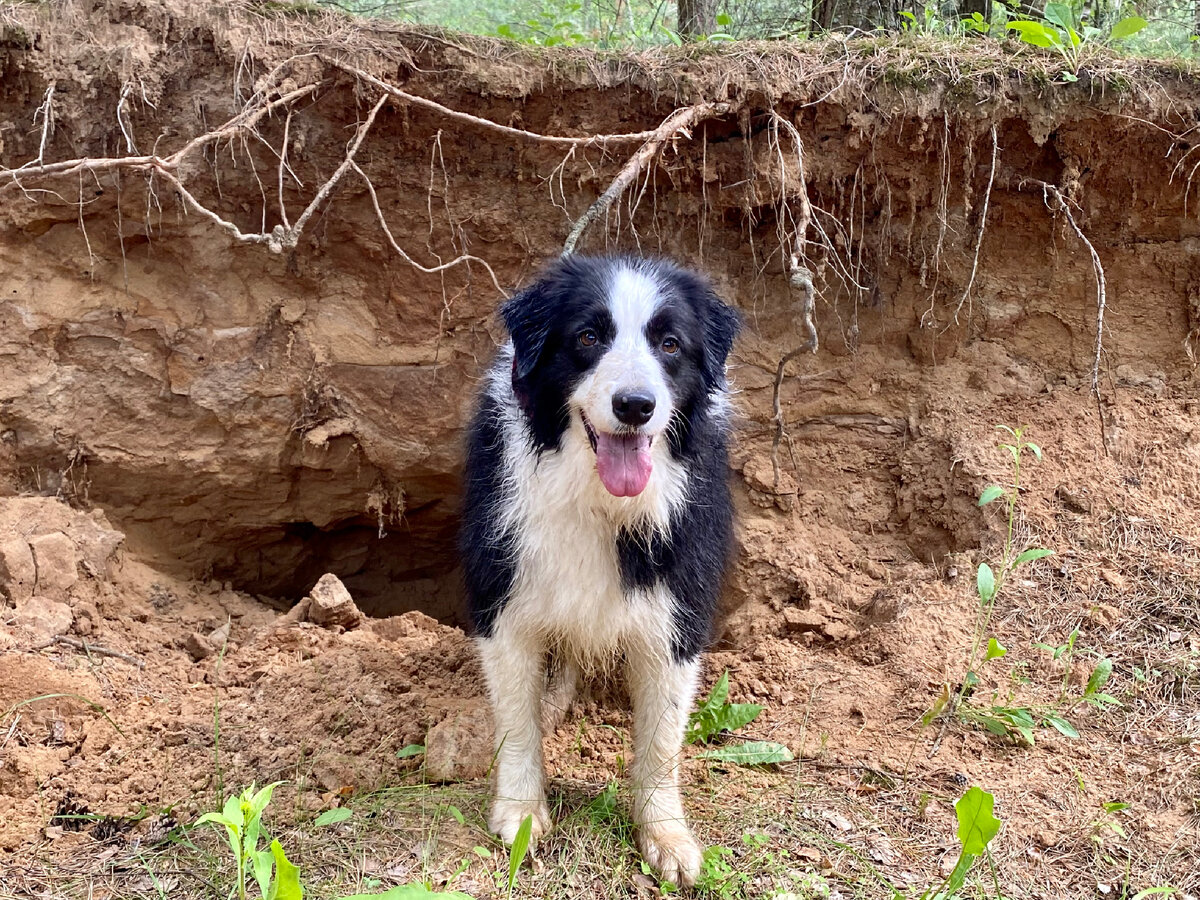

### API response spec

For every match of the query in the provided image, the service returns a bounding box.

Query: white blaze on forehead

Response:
[570,263,675,441]
[607,265,664,341]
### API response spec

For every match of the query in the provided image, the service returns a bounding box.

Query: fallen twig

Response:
[51,635,146,669]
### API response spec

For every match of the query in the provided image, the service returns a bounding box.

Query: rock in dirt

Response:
[13,595,73,636]
[0,537,35,603]
[185,632,215,661]
[424,708,494,782]
[207,622,231,648]
[28,532,78,599]
[306,573,364,630]
[784,607,827,633]
[821,621,859,642]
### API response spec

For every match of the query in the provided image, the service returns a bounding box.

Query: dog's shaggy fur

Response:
[459,254,739,885]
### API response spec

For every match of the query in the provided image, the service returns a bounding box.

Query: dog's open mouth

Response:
[581,413,654,498]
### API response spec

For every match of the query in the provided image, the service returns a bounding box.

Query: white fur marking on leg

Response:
[477,631,551,844]
[628,649,703,887]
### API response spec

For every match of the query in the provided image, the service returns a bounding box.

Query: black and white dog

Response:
[460,254,739,886]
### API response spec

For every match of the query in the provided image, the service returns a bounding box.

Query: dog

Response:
[459,253,739,886]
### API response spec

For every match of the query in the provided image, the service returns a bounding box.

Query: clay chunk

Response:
[306,573,364,630]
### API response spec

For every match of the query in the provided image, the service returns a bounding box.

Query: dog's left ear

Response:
[501,282,554,380]
[702,290,741,391]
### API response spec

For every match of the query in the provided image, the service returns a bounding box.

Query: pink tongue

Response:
[594,431,653,497]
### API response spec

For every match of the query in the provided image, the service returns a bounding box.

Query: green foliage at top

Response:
[304,0,1200,60]
[1007,2,1148,81]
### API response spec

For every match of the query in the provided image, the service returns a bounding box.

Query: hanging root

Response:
[953,124,999,325]
[562,101,732,255]
[766,112,819,492]
[350,160,504,296]
[1015,178,1107,396]
[33,83,56,167]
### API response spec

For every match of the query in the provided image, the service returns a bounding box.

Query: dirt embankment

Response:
[1,2,1199,894]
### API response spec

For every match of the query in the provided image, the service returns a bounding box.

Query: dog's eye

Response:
[661,337,680,355]
[578,329,598,347]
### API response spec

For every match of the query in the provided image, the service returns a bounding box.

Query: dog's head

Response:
[502,255,739,498]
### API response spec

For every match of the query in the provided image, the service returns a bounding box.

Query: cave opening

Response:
[209,505,467,626]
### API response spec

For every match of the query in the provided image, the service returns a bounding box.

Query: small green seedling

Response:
[194,783,301,900]
[686,670,793,765]
[313,808,352,826]
[507,814,533,898]
[918,786,1003,899]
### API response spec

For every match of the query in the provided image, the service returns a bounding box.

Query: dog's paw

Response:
[637,824,703,888]
[489,798,551,846]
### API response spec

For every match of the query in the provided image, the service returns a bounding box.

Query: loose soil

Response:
[1,3,1198,898]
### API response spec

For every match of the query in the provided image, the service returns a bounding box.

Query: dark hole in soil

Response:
[211,507,466,625]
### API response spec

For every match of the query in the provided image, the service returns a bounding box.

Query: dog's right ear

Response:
[501,282,554,380]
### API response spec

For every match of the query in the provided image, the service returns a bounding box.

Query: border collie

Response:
[460,254,739,886]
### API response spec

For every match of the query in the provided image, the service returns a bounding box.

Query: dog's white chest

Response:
[495,420,680,661]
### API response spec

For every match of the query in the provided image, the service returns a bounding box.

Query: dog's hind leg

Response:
[477,630,552,845]
[541,656,580,734]
[627,648,703,887]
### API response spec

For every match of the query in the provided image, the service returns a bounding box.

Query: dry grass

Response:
[5,1,1200,124]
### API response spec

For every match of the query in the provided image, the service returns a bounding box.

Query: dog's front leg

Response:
[628,649,704,887]
[477,631,551,845]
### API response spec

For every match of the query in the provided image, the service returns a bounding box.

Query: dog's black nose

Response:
[612,391,656,426]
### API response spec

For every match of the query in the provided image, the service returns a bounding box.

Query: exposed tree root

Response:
[562,101,733,255]
[350,161,504,296]
[1016,178,1108,397]
[319,55,661,148]
[766,113,819,492]
[954,124,999,325]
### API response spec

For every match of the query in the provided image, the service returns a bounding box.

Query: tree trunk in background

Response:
[811,0,838,32]
[960,0,989,21]
[678,0,717,36]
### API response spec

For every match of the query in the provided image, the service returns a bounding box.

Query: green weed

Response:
[1007,2,1147,80]
[918,786,1003,899]
[924,426,1117,747]
[506,814,533,897]
[687,670,793,765]
[194,783,300,900]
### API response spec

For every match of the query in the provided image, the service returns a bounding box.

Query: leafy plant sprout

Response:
[194,782,301,900]
[687,670,793,765]
[963,424,1051,700]
[1007,2,1148,81]
[920,425,1121,750]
